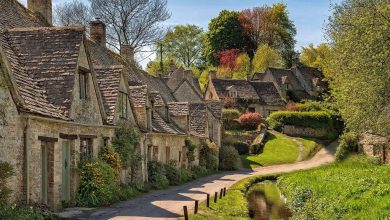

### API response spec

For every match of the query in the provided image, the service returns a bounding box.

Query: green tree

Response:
[232,53,251,80]
[252,44,283,73]
[300,43,332,76]
[204,10,246,66]
[327,0,390,137]
[161,25,205,68]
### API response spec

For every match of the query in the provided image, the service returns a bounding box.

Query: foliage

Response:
[145,59,173,76]
[335,131,358,161]
[326,0,390,138]
[222,97,237,108]
[98,145,121,178]
[300,43,332,76]
[199,142,218,171]
[241,132,299,168]
[234,142,250,155]
[147,161,169,189]
[232,53,251,80]
[219,146,240,171]
[285,101,299,111]
[77,159,119,207]
[267,111,334,131]
[112,123,140,167]
[204,10,246,65]
[252,44,284,73]
[0,204,51,220]
[296,137,323,161]
[191,165,209,179]
[184,139,197,167]
[222,108,242,130]
[164,161,192,185]
[161,25,205,68]
[239,112,263,130]
[0,161,14,205]
[278,155,390,219]
[217,49,241,70]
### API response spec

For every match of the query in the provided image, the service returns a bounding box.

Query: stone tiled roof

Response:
[168,102,189,116]
[294,66,325,90]
[212,79,259,100]
[128,85,148,108]
[267,68,304,91]
[150,92,165,107]
[3,26,85,116]
[152,110,185,135]
[189,103,207,137]
[0,0,48,30]
[206,101,222,119]
[250,82,284,106]
[95,65,123,124]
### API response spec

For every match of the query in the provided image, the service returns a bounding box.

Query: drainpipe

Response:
[23,115,30,203]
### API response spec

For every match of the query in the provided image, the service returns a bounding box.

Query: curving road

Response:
[65,141,337,220]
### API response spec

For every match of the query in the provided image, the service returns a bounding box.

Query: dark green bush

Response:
[147,161,169,189]
[0,204,51,220]
[335,132,359,161]
[199,142,218,171]
[191,165,209,179]
[112,123,140,166]
[222,108,242,130]
[234,142,250,155]
[219,146,239,171]
[0,161,14,205]
[77,159,119,207]
[185,139,197,167]
[267,111,334,131]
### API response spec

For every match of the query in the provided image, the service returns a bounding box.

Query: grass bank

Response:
[278,155,390,219]
[241,132,299,168]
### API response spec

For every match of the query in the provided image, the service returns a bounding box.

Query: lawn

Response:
[241,132,299,168]
[297,137,323,160]
[278,155,390,219]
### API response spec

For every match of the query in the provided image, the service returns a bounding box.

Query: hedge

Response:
[267,111,334,131]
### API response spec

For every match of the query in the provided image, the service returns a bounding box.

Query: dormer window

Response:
[228,90,237,98]
[79,70,88,99]
[119,91,128,119]
[151,100,155,119]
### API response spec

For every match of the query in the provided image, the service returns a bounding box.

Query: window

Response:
[178,151,182,163]
[80,139,93,161]
[228,90,237,98]
[165,147,170,163]
[119,92,128,119]
[147,145,153,161]
[152,146,159,161]
[79,70,88,99]
[248,107,255,113]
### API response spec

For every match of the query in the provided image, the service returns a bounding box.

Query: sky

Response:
[19,0,342,67]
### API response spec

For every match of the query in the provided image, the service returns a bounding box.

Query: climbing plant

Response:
[184,139,197,167]
[111,122,140,167]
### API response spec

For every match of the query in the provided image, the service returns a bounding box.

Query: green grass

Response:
[297,137,323,160]
[278,155,390,219]
[241,133,299,168]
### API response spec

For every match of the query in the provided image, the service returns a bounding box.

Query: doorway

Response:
[62,141,71,202]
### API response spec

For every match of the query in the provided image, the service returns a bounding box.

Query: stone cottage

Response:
[359,132,390,164]
[204,73,284,117]
[0,0,221,211]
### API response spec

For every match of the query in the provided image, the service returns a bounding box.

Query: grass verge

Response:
[278,155,390,219]
[241,132,299,168]
[296,137,323,161]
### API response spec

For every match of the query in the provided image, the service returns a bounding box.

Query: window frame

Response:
[79,69,88,100]
[119,91,128,119]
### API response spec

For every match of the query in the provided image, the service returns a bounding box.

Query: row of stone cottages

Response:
[0,0,222,210]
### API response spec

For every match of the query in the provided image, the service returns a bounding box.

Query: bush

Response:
[234,142,250,155]
[335,132,358,161]
[185,139,197,167]
[77,159,119,207]
[267,111,334,131]
[191,166,209,179]
[98,145,121,178]
[239,112,263,130]
[222,108,242,130]
[285,101,299,111]
[0,161,14,205]
[0,204,51,220]
[219,146,239,171]
[199,142,218,171]
[112,123,140,167]
[147,161,169,189]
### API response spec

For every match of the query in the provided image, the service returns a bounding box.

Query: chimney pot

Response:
[120,44,135,64]
[90,19,106,47]
[28,0,52,25]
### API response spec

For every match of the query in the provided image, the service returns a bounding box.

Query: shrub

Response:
[285,101,299,111]
[0,204,51,220]
[77,159,118,207]
[222,108,241,123]
[147,161,169,189]
[234,142,250,155]
[223,97,237,108]
[219,146,239,171]
[164,161,183,185]
[185,139,197,167]
[239,112,263,130]
[335,132,358,161]
[112,123,140,167]
[0,161,14,205]
[191,165,209,179]
[199,142,218,171]
[267,111,334,131]
[98,145,121,178]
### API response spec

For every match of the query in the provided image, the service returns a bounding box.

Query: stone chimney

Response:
[28,0,52,25]
[90,19,106,47]
[120,44,135,64]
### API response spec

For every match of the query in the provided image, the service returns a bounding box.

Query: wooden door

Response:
[62,141,71,202]
[41,143,48,204]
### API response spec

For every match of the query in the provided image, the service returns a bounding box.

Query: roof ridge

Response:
[94,65,124,70]
[8,26,85,32]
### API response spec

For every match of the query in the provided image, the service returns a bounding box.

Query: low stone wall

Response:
[359,132,389,163]
[282,125,327,138]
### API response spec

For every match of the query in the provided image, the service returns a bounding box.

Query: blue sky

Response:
[20,0,342,66]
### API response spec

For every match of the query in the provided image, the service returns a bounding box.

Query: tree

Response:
[204,10,246,65]
[252,44,283,73]
[233,53,251,80]
[300,43,332,76]
[239,3,296,66]
[327,0,390,137]
[216,49,241,79]
[161,25,205,68]
[54,0,92,27]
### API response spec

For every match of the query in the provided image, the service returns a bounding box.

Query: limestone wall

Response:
[282,125,327,138]
[359,132,389,163]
